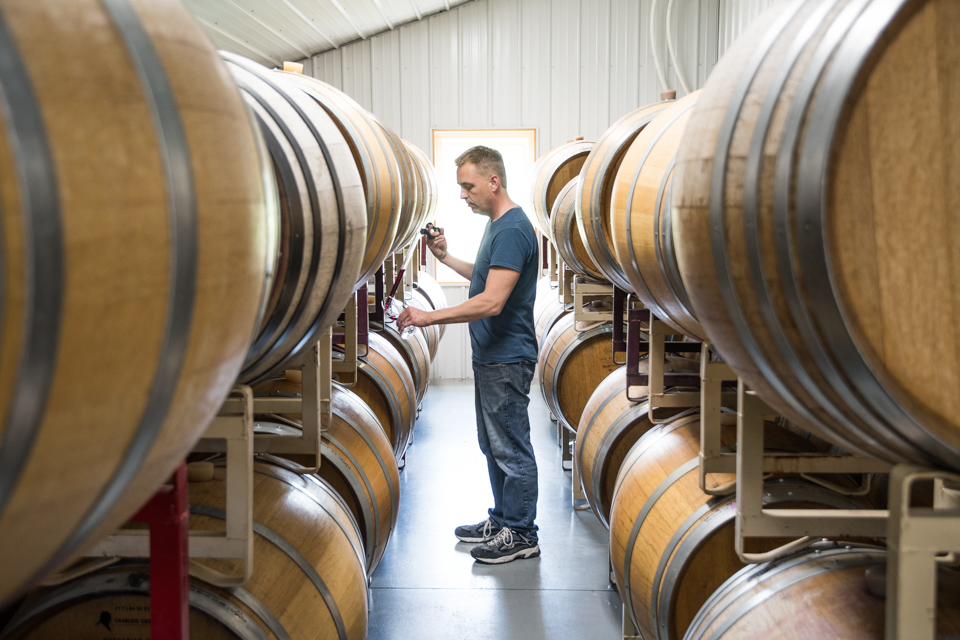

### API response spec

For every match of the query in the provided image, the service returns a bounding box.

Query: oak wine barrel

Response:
[397,142,439,250]
[0,0,274,605]
[610,91,705,339]
[223,54,367,385]
[672,0,960,470]
[610,412,865,640]
[396,139,425,252]
[533,277,563,341]
[535,296,570,348]
[406,288,443,362]
[577,102,670,290]
[529,140,594,233]
[537,314,621,432]
[574,361,697,528]
[337,333,417,461]
[3,458,368,639]
[412,270,448,345]
[374,321,432,406]
[549,180,607,281]
[270,332,416,462]
[534,276,557,312]
[251,381,401,574]
[684,542,960,639]
[278,71,401,287]
[383,129,420,256]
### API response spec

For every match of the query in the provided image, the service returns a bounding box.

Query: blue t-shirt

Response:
[469,207,540,364]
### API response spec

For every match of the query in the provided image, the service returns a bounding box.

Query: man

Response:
[396,145,540,565]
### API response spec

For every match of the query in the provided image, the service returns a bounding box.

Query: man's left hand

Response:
[397,305,431,332]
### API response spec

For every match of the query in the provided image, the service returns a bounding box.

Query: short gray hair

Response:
[455,146,507,189]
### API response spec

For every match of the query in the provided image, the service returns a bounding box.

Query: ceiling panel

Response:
[184,0,474,68]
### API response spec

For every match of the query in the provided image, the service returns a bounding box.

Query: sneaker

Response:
[455,518,502,543]
[470,527,540,564]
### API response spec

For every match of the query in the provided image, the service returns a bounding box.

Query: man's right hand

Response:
[427,230,447,262]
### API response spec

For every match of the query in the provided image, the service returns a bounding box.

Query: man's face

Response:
[457,162,496,216]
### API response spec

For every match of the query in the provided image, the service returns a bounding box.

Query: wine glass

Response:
[384,296,417,339]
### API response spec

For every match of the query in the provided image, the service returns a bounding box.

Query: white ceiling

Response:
[185,0,474,68]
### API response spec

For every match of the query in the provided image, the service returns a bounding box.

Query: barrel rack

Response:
[541,239,960,639]
[555,271,619,479]
[37,242,429,640]
[617,306,960,640]
[378,242,425,457]
[538,232,566,454]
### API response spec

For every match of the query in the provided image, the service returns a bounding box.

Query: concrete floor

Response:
[368,379,623,640]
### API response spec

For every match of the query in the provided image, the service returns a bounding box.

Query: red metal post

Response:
[372,265,386,325]
[131,461,189,640]
[612,286,627,364]
[357,284,369,351]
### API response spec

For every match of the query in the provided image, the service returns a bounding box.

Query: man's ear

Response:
[489,174,500,192]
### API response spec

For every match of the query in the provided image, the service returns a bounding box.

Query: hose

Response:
[649,0,669,91]
[665,0,692,94]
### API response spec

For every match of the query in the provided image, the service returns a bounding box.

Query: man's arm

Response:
[427,229,474,280]
[397,267,519,330]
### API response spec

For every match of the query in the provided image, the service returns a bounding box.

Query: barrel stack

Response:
[665,2,960,634]
[533,0,960,637]
[0,2,446,634]
[672,0,960,472]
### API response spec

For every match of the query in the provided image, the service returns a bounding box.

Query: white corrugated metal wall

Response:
[718,0,780,54]
[303,0,778,379]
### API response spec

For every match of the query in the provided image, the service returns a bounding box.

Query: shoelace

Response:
[488,527,514,548]
[481,519,494,539]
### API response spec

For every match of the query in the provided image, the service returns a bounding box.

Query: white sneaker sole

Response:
[453,529,500,544]
[456,534,495,543]
[473,545,541,564]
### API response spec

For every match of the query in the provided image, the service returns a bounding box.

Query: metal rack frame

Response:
[541,231,559,285]
[559,262,575,306]
[563,275,616,501]
[623,309,714,405]
[623,610,642,640]
[733,383,890,561]
[734,385,960,640]
[559,415,574,472]
[82,385,257,587]
[573,276,614,329]
[886,466,960,639]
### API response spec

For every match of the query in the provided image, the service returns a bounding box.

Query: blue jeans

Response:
[472,361,539,540]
